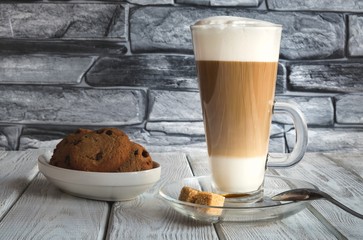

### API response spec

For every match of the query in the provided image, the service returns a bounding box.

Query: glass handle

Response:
[267,101,308,168]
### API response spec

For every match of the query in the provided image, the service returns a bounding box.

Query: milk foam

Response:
[191,16,282,62]
[209,156,266,193]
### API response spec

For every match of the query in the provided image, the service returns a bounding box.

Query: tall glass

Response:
[191,16,308,202]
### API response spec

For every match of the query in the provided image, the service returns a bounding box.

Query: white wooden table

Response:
[0,149,362,239]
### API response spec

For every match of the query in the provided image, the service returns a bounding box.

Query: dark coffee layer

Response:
[197,61,278,158]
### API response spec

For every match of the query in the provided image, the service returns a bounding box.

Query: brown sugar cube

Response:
[178,186,200,203]
[194,191,225,216]
[194,191,225,206]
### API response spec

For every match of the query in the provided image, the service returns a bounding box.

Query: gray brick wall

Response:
[0,0,362,153]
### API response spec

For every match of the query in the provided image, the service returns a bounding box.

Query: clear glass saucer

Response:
[159,175,317,223]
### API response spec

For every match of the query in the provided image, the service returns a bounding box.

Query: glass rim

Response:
[190,23,282,30]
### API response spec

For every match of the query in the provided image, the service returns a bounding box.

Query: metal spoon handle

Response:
[323,194,363,219]
[272,188,363,219]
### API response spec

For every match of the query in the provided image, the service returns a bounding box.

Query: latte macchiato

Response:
[197,61,278,192]
[191,16,282,194]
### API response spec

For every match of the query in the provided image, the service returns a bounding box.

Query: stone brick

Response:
[270,124,286,153]
[0,16,11,36]
[107,5,126,38]
[348,15,363,56]
[276,62,286,94]
[288,62,363,92]
[144,135,285,153]
[0,135,8,150]
[0,126,16,150]
[146,122,284,147]
[1,125,22,150]
[19,126,147,150]
[176,0,210,5]
[0,86,146,125]
[0,55,94,84]
[270,123,285,137]
[86,55,198,88]
[145,121,284,136]
[148,90,202,121]
[273,96,334,126]
[145,121,285,152]
[130,7,344,60]
[1,1,360,156]
[18,126,147,150]
[124,126,207,152]
[143,138,207,153]
[141,136,284,153]
[0,40,128,55]
[19,137,59,151]
[268,0,363,12]
[146,121,205,135]
[130,7,192,53]
[128,0,174,4]
[0,4,125,39]
[336,94,363,124]
[286,128,363,152]
[17,122,286,152]
[86,55,285,91]
[145,136,284,153]
[19,127,64,150]
[137,133,283,153]
[211,0,259,6]
[147,133,196,146]
[122,127,205,151]
[269,137,285,153]
[278,13,344,60]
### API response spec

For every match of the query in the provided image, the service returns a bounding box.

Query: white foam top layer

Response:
[191,16,282,62]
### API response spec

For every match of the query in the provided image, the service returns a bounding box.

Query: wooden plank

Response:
[322,152,363,178]
[0,174,109,239]
[2,150,360,239]
[275,153,363,239]
[187,152,337,240]
[214,215,339,240]
[106,152,219,240]
[0,150,41,220]
[0,150,109,239]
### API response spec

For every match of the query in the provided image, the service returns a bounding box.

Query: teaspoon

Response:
[271,188,363,219]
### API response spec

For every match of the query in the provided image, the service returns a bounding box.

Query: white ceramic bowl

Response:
[38,153,161,201]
